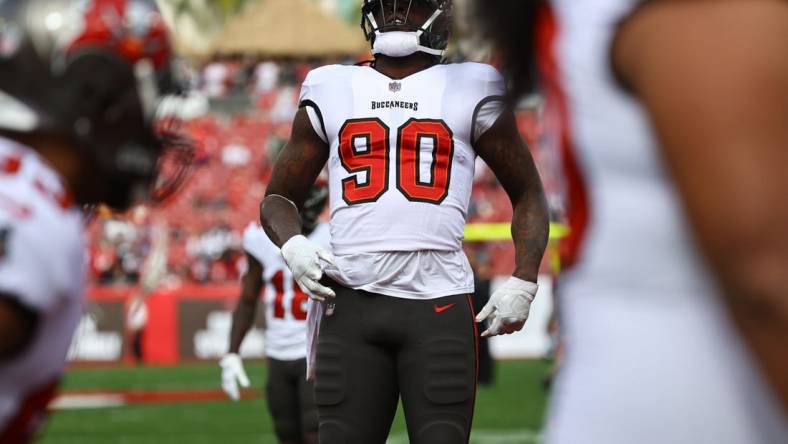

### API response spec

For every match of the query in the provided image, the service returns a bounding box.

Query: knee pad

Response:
[272,417,300,443]
[301,405,319,434]
[424,338,474,405]
[299,379,319,434]
[415,420,467,444]
[318,420,350,444]
[266,379,300,441]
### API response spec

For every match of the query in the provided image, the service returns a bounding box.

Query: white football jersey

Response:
[540,1,787,443]
[0,137,85,439]
[299,62,504,298]
[243,222,330,361]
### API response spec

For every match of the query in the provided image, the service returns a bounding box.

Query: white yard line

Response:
[49,394,126,410]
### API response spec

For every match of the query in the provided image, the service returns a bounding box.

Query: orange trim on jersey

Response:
[536,5,590,269]
[466,293,479,444]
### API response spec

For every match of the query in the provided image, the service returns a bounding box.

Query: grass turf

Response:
[39,360,550,444]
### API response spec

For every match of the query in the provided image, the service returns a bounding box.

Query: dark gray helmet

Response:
[0,0,189,209]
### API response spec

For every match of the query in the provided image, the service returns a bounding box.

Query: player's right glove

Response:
[280,235,336,301]
[220,353,250,401]
[475,277,538,337]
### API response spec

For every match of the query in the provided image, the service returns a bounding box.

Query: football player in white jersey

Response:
[0,1,183,442]
[221,184,329,444]
[476,0,788,443]
[259,1,549,443]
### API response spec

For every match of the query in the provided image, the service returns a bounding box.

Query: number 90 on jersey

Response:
[338,118,454,205]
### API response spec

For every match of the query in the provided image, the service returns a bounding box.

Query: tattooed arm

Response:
[260,108,329,248]
[475,110,549,283]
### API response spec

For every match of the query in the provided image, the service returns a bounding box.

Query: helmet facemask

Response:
[361,0,453,58]
[151,112,196,206]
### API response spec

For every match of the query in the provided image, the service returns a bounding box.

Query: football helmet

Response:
[0,0,189,210]
[361,0,453,57]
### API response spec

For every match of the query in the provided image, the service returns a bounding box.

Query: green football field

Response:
[39,360,551,444]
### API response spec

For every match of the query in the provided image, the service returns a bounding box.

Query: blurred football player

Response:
[475,0,788,443]
[127,211,169,364]
[0,0,181,442]
[221,184,329,444]
[259,1,549,442]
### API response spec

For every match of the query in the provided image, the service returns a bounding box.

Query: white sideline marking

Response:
[386,429,542,444]
[50,394,126,410]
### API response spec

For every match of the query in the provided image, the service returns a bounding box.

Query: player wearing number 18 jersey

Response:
[221,185,329,444]
[260,1,549,443]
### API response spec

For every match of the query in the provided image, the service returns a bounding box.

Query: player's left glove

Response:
[475,277,538,338]
[220,353,250,401]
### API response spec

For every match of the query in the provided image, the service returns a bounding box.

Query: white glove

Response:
[281,235,336,301]
[220,353,250,401]
[475,277,538,338]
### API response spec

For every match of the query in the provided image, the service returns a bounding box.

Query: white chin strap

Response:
[373,31,443,57]
[369,7,446,57]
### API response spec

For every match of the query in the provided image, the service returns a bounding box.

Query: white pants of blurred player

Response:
[545,289,787,444]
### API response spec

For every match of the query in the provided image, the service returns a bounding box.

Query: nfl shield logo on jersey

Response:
[389,81,402,92]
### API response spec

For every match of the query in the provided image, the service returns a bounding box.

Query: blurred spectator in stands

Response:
[185,223,241,283]
[278,60,298,86]
[269,86,299,124]
[102,217,140,283]
[174,58,201,91]
[252,60,281,95]
[118,248,142,283]
[201,224,238,259]
[221,141,252,167]
[203,58,230,98]
[91,239,117,284]
[209,248,244,282]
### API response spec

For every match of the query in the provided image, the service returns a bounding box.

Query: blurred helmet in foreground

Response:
[0,0,191,209]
